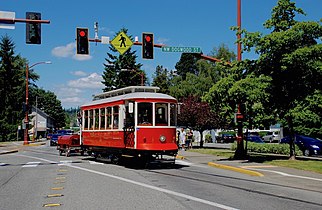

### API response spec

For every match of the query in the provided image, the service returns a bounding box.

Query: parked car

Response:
[220,133,236,143]
[245,135,264,143]
[280,135,322,156]
[262,131,281,143]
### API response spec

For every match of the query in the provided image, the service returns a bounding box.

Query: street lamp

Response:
[24,61,51,145]
[120,69,144,86]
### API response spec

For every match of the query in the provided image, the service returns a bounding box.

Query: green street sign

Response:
[161,46,201,53]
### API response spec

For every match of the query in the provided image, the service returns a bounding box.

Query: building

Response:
[28,106,54,139]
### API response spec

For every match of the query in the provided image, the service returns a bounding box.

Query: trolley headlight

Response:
[159,135,166,143]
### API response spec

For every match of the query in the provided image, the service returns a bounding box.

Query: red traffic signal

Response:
[76,28,89,55]
[142,33,154,59]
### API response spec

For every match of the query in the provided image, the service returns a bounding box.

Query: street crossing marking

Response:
[89,161,104,165]
[22,161,41,167]
[175,159,193,166]
[58,160,73,166]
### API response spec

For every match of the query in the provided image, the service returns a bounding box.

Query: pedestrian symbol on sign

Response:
[111,32,133,55]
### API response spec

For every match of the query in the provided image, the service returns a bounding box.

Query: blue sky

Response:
[1,0,321,108]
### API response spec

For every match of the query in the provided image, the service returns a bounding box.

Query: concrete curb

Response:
[24,142,46,147]
[207,162,264,177]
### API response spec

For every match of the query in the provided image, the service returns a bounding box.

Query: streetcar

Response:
[79,86,178,165]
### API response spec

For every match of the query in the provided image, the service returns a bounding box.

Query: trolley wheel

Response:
[59,149,63,156]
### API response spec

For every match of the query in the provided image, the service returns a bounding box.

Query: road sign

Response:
[0,11,15,29]
[110,31,133,55]
[161,46,201,53]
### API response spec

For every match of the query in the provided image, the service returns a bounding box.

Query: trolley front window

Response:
[138,102,152,126]
[155,103,168,125]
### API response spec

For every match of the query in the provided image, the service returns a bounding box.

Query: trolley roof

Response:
[92,86,160,100]
[82,86,176,108]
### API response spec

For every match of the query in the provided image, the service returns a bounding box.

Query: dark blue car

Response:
[280,135,322,156]
[245,135,264,143]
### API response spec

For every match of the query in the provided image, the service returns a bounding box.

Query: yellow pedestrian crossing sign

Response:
[110,31,133,55]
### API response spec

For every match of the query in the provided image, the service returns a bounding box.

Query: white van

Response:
[262,131,281,143]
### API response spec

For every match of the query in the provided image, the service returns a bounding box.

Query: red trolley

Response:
[80,86,178,165]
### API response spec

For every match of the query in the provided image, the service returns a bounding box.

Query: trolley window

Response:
[100,108,105,129]
[89,109,94,130]
[94,108,99,129]
[138,102,152,126]
[106,107,112,129]
[155,103,168,126]
[170,103,177,126]
[84,110,89,130]
[113,106,119,129]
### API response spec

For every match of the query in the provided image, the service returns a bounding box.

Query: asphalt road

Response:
[1,142,322,210]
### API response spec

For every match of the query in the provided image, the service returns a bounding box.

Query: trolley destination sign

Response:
[161,46,201,53]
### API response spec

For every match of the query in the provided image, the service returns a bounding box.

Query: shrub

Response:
[231,141,302,156]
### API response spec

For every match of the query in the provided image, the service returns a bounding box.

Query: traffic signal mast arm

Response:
[0,17,50,24]
[88,38,230,65]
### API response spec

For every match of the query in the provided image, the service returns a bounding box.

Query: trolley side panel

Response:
[82,131,125,148]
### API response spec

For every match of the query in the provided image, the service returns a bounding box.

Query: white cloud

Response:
[71,71,88,77]
[67,73,104,89]
[51,42,75,58]
[73,54,92,61]
[157,37,169,45]
[51,42,92,60]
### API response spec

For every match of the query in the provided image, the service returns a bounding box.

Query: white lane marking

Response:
[252,168,322,182]
[89,161,104,165]
[22,161,41,167]
[0,162,8,166]
[68,164,239,210]
[58,160,73,166]
[16,154,239,210]
[175,159,193,166]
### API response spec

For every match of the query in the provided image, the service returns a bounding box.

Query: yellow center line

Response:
[43,203,61,207]
[55,177,66,180]
[47,194,63,198]
[51,187,64,190]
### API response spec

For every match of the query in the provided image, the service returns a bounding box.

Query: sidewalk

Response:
[0,140,46,155]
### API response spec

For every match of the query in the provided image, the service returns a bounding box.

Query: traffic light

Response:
[76,28,89,55]
[142,33,154,59]
[26,12,41,44]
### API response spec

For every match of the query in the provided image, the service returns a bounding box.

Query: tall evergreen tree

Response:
[102,28,145,91]
[0,36,27,141]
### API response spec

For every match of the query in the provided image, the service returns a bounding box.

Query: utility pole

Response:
[234,0,246,159]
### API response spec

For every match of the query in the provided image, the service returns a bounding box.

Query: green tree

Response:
[29,88,66,129]
[175,53,200,79]
[240,0,322,159]
[102,28,145,91]
[0,36,34,141]
[151,65,171,94]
